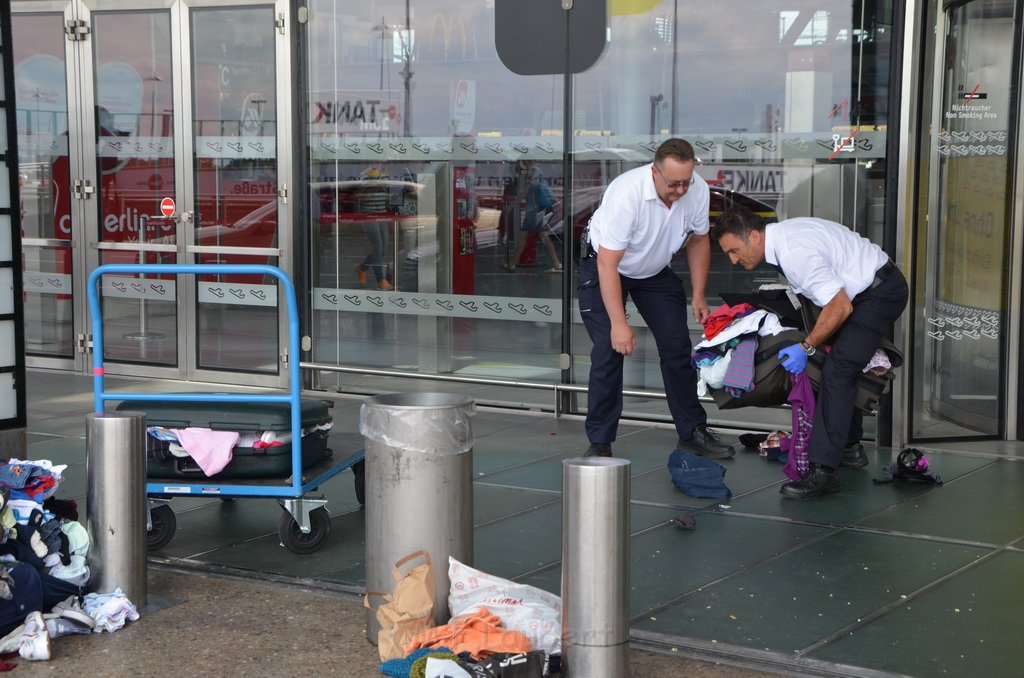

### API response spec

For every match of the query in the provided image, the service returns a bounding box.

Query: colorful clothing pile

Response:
[0,460,90,588]
[693,304,796,398]
[405,607,533,661]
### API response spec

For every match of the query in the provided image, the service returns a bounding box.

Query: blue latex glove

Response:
[778,344,808,374]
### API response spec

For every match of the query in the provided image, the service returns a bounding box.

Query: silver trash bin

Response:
[85,411,148,605]
[360,392,475,644]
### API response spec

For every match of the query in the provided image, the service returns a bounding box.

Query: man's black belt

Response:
[581,228,597,259]
[868,261,897,290]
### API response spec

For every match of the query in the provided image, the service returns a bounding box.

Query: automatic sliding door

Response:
[910,0,1019,438]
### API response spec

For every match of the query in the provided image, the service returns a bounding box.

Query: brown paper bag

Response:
[364,550,435,661]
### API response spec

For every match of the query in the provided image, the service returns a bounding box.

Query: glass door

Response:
[12,3,80,371]
[13,0,291,387]
[182,1,289,384]
[83,5,182,374]
[909,0,1020,438]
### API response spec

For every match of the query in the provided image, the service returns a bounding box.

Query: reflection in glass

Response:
[98,252,177,365]
[92,11,177,366]
[191,7,279,373]
[306,1,566,387]
[911,0,1016,438]
[13,14,75,358]
[303,1,894,432]
[195,254,280,373]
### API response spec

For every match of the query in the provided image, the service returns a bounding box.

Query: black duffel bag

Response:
[709,291,903,413]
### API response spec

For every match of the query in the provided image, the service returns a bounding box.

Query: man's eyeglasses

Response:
[654,163,694,190]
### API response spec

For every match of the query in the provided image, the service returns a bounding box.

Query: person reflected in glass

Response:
[354,166,393,290]
[578,138,732,460]
[500,160,563,273]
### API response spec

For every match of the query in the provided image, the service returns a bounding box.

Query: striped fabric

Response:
[721,337,758,393]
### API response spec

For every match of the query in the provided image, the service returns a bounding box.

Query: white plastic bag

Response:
[424,657,472,678]
[448,556,562,654]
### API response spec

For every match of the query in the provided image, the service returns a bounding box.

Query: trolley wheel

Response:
[279,506,331,554]
[353,459,366,506]
[147,504,176,551]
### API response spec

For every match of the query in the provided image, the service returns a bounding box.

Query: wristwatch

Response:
[800,340,816,356]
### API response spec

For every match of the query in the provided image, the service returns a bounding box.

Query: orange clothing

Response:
[405,606,532,660]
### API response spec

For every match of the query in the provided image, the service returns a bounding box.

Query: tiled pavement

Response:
[21,370,1024,677]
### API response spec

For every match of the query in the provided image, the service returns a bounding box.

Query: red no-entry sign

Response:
[160,197,176,217]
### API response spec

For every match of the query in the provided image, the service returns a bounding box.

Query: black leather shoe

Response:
[679,425,734,459]
[585,443,612,457]
[840,443,869,469]
[780,463,841,498]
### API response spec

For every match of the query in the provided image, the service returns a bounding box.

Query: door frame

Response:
[178,0,294,388]
[15,0,293,388]
[901,0,1024,442]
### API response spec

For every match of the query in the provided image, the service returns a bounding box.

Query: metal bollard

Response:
[561,457,631,677]
[360,392,475,643]
[85,411,147,605]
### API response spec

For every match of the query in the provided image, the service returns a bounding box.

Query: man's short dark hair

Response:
[654,138,695,165]
[711,204,765,241]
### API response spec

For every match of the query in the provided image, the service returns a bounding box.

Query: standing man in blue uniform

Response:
[711,205,908,498]
[579,138,733,459]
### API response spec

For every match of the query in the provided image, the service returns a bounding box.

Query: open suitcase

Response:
[118,398,334,479]
[709,289,903,413]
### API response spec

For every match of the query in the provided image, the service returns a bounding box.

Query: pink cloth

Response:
[171,428,239,476]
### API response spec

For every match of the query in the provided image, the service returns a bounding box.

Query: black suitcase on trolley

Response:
[117,398,333,479]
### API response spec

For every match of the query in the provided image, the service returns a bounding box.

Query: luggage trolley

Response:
[87,263,365,554]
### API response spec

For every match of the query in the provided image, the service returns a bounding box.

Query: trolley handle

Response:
[86,263,305,480]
